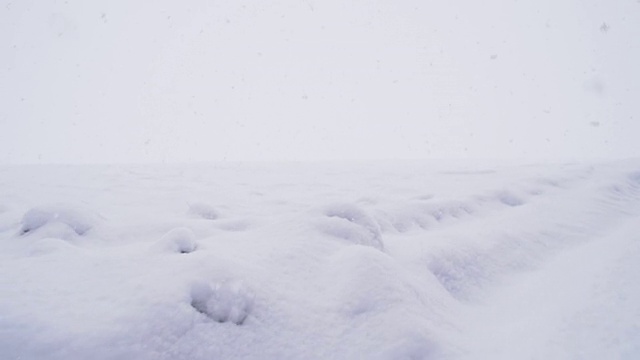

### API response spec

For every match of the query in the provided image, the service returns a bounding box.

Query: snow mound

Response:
[496,191,525,207]
[190,280,254,325]
[428,250,490,297]
[318,203,384,250]
[380,188,529,234]
[326,246,405,316]
[427,202,477,223]
[188,202,219,220]
[375,201,476,233]
[19,205,98,237]
[154,227,197,254]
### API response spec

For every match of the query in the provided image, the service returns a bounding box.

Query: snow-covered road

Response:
[0,160,638,359]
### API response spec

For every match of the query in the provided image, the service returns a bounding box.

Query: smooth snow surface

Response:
[1,160,639,359]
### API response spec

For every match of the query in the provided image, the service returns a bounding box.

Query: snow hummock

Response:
[190,280,255,325]
[153,227,197,254]
[0,160,639,359]
[188,202,220,220]
[318,203,384,251]
[20,205,98,237]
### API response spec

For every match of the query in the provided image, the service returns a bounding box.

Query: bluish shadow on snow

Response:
[187,202,220,220]
[317,203,384,251]
[19,205,101,239]
[190,280,255,325]
[152,227,197,254]
[496,191,525,207]
[373,333,442,360]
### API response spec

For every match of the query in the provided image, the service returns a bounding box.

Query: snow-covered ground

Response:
[1,159,639,359]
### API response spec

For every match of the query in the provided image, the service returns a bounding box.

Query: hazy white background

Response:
[1,0,638,164]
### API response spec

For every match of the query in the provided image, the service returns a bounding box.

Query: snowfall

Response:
[1,159,639,360]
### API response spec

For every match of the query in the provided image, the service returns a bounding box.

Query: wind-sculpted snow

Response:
[318,203,384,250]
[190,281,254,325]
[19,205,101,239]
[153,227,197,254]
[0,160,639,359]
[326,245,404,316]
[188,202,220,220]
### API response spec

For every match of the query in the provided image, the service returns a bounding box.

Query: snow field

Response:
[0,160,639,359]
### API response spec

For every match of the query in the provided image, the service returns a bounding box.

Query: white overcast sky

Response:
[1,0,639,164]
